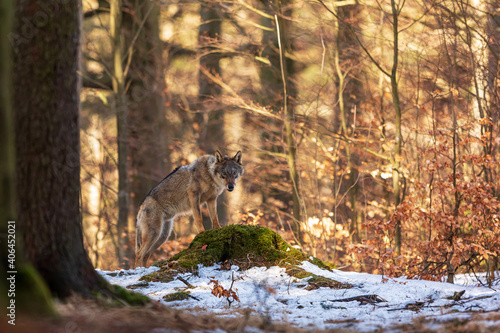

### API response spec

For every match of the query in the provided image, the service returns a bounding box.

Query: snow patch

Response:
[98,263,500,331]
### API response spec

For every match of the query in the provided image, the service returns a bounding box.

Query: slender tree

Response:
[110,0,130,268]
[275,0,302,243]
[389,0,403,255]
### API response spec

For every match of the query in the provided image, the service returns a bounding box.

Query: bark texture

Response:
[125,0,167,234]
[13,0,102,298]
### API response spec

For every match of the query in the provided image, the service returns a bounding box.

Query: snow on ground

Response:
[97,263,500,331]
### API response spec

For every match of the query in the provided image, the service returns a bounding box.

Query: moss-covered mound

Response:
[285,265,353,290]
[162,224,328,270]
[305,275,353,290]
[163,291,191,302]
[142,224,332,282]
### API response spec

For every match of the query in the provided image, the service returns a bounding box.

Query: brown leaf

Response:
[167,260,178,268]
[264,286,277,294]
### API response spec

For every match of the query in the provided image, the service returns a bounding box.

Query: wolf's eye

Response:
[220,174,225,179]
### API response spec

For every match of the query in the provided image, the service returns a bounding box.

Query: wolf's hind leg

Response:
[142,213,174,265]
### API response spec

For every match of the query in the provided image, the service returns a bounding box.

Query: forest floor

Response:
[7,222,500,333]
[8,262,500,333]
[89,261,500,332]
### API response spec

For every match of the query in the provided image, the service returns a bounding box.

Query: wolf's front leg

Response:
[207,198,221,229]
[188,191,205,233]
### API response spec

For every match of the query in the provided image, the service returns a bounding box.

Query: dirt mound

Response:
[140,224,331,283]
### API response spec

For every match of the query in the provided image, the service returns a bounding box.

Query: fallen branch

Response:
[328,294,387,305]
[446,290,465,301]
[445,294,494,308]
[388,294,495,312]
[388,301,428,312]
[177,276,195,289]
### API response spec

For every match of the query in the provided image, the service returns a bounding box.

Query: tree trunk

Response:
[0,0,15,226]
[259,0,302,243]
[12,0,103,297]
[198,0,224,152]
[390,0,403,256]
[332,2,364,244]
[0,0,17,310]
[1,0,57,318]
[260,4,282,108]
[275,1,302,243]
[198,1,227,230]
[124,0,167,265]
[110,0,130,268]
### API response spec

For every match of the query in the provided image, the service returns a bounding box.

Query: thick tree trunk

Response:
[0,1,15,224]
[125,0,168,238]
[1,0,56,317]
[12,0,102,298]
[0,0,17,311]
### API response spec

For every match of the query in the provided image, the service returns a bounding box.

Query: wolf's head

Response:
[214,150,244,192]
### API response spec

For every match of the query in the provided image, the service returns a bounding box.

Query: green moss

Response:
[126,281,149,290]
[140,268,178,283]
[309,257,335,271]
[94,283,151,307]
[111,285,150,305]
[306,275,353,290]
[285,265,313,279]
[163,291,190,302]
[14,264,57,316]
[174,224,327,269]
[284,265,352,290]
[145,225,332,283]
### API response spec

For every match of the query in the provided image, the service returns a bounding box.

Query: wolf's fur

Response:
[135,150,244,267]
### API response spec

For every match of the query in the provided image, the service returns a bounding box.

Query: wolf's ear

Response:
[233,151,242,164]
[215,150,223,163]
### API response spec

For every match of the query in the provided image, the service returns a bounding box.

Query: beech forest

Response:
[73,0,500,284]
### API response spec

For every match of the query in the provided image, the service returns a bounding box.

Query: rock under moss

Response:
[143,224,332,283]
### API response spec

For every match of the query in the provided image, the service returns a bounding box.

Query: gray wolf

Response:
[135,150,244,267]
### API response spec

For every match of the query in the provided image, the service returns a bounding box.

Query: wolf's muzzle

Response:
[227,185,235,191]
